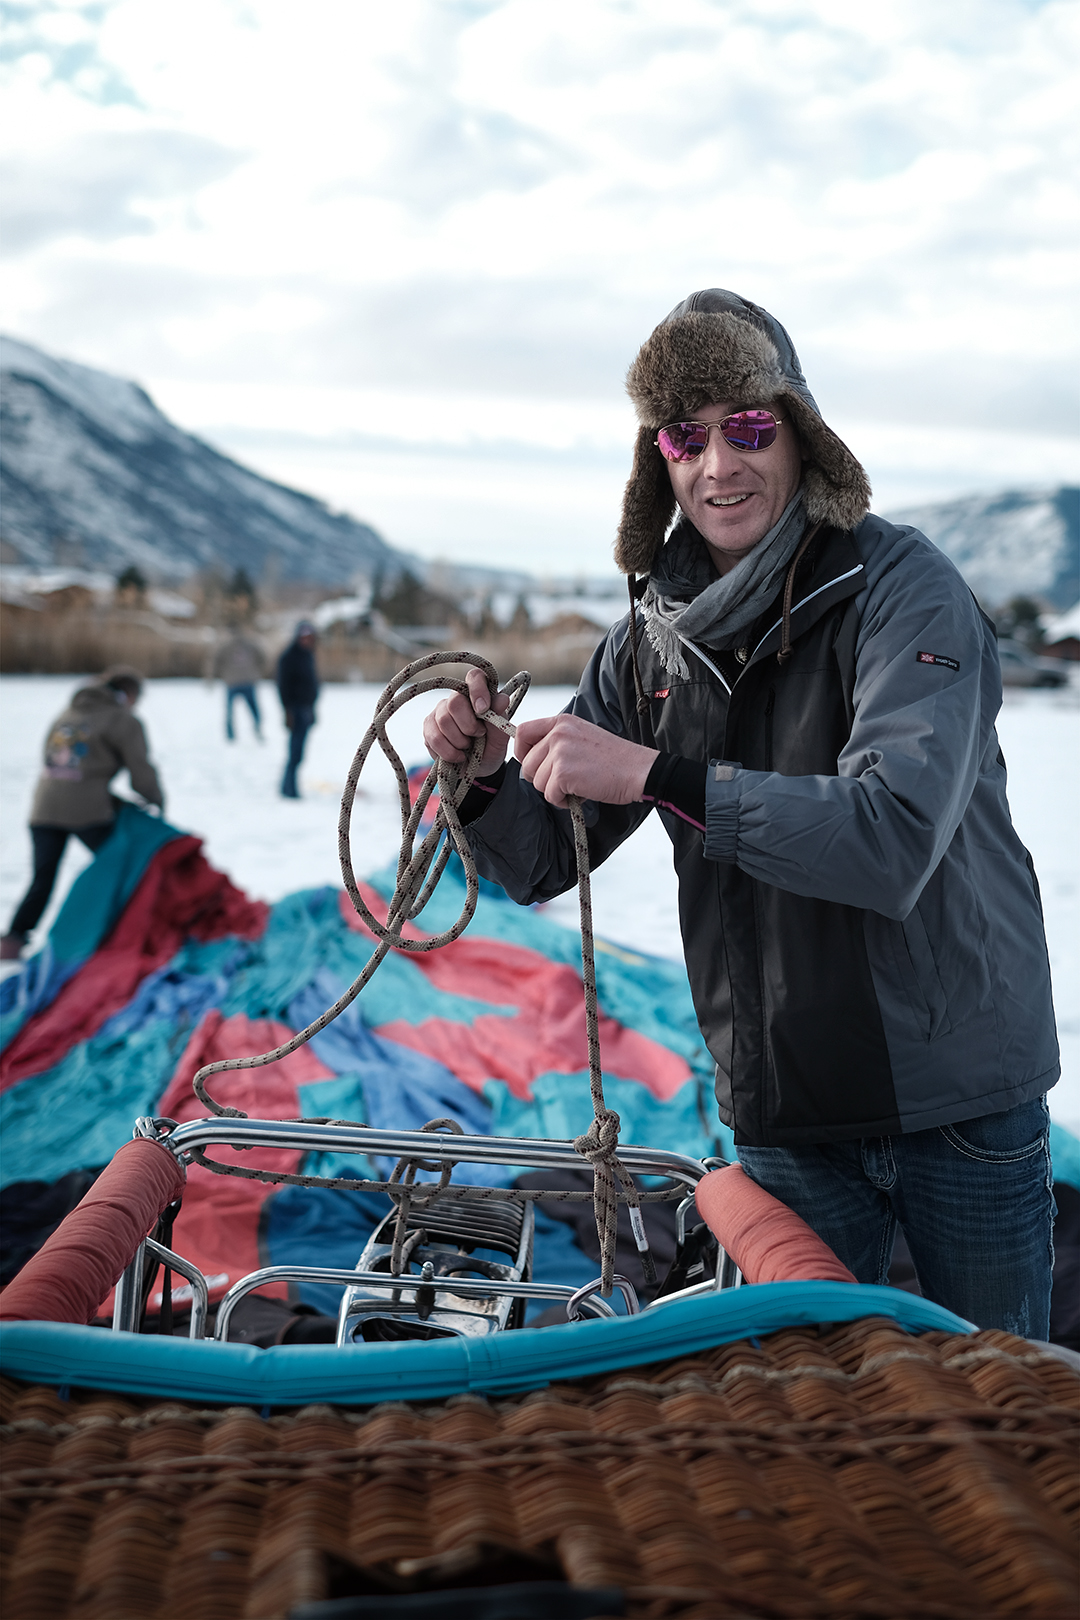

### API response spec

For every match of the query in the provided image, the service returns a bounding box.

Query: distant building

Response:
[1040,602,1080,662]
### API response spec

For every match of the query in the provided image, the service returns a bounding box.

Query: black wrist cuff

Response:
[458,761,508,825]
[642,752,707,826]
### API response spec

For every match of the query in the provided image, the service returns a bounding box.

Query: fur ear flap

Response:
[782,392,872,532]
[614,425,677,575]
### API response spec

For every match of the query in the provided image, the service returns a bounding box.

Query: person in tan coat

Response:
[1,666,164,960]
[213,631,265,741]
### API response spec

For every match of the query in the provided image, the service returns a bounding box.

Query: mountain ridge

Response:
[885,486,1078,614]
[2,335,1077,611]
[0,335,404,589]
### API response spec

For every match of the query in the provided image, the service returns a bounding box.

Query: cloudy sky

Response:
[2,0,1077,575]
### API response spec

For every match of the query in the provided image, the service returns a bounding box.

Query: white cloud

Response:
[0,128,240,252]
[1,0,1076,567]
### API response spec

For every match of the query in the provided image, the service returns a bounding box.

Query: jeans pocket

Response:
[939,1098,1049,1163]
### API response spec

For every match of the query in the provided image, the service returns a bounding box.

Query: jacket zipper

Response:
[679,562,864,696]
[749,563,864,663]
[678,636,731,694]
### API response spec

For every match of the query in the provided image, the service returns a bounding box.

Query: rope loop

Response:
[182,652,655,1302]
[387,1118,463,1275]
[192,653,530,1116]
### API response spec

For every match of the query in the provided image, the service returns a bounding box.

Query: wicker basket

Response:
[2,1315,1077,1619]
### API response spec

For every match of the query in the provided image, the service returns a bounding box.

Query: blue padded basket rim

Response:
[0,1282,974,1408]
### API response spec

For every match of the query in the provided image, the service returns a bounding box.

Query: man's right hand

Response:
[423,668,512,776]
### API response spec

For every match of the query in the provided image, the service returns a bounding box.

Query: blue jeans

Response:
[736,1097,1055,1338]
[281,704,314,797]
[225,683,261,740]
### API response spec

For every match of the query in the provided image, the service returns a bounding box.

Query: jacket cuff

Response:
[704,761,742,863]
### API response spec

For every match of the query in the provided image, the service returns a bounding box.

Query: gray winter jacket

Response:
[466,514,1059,1147]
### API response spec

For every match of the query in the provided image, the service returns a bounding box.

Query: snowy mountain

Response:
[4,334,1076,611]
[886,487,1079,612]
[0,337,404,588]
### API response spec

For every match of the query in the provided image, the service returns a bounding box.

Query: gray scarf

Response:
[641,489,807,680]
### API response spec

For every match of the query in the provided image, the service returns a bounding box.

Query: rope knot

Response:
[573,1108,621,1165]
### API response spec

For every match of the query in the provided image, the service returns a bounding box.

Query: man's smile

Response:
[706,493,752,507]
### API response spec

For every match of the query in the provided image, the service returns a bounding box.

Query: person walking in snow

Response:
[423,287,1060,1339]
[213,630,265,741]
[1,665,165,960]
[276,620,319,798]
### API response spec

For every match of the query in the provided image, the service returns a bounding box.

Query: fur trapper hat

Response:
[614,288,871,575]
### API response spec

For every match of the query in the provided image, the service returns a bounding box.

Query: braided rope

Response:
[192,654,527,1114]
[566,793,655,1290]
[182,1141,679,1204]
[188,652,658,1295]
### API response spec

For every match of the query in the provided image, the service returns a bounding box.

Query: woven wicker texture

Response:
[2,1316,1077,1620]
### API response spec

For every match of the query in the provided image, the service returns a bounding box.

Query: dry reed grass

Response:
[1,600,606,687]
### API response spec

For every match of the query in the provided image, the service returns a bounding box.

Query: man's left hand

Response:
[515,714,658,808]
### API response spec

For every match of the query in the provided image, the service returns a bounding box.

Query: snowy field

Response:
[2,671,1077,1133]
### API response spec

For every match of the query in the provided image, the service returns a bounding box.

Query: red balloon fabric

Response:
[1,838,269,1092]
[144,1010,335,1310]
[0,1136,185,1323]
[342,886,692,1101]
[694,1162,857,1285]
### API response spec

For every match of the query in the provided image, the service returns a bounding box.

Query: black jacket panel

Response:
[466,516,1059,1146]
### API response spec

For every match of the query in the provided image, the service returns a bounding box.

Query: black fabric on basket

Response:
[0,1168,103,1287]
[290,1582,625,1618]
[514,1166,680,1322]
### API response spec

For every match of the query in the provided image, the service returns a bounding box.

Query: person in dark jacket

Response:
[1,666,164,960]
[423,289,1060,1339]
[276,620,319,798]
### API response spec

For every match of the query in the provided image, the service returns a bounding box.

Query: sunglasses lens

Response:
[720,410,778,451]
[657,422,709,461]
[658,411,779,459]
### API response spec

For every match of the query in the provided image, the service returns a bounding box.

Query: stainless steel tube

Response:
[143,1238,209,1340]
[214,1265,619,1342]
[111,1242,145,1333]
[164,1119,706,1190]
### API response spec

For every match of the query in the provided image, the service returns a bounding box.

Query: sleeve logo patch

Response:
[917,651,959,671]
[653,688,670,699]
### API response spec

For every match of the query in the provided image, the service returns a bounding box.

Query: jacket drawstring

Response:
[777,521,823,666]
[627,574,649,714]
[626,574,658,748]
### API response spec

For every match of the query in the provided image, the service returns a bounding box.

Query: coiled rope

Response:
[189,652,657,1295]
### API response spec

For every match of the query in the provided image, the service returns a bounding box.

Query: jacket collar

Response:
[746,525,864,668]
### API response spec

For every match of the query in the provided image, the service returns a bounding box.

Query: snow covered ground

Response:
[2,672,1077,1132]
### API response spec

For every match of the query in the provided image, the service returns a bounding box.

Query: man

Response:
[1,665,164,960]
[424,288,1059,1338]
[213,629,265,741]
[276,620,319,799]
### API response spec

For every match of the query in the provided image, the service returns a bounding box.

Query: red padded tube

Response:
[694,1162,857,1285]
[0,1136,186,1324]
